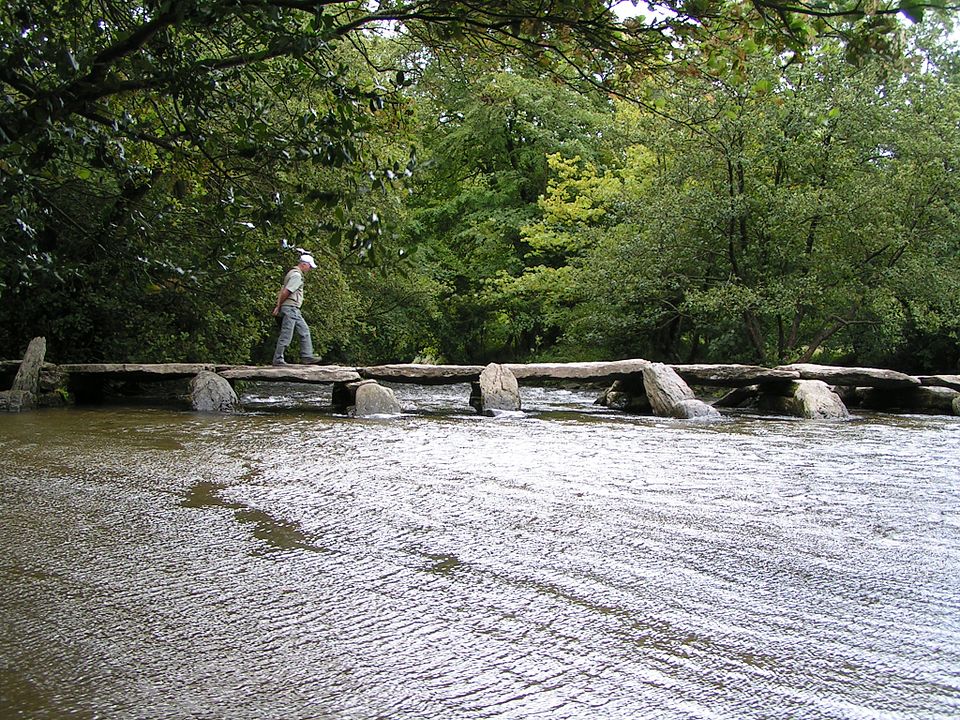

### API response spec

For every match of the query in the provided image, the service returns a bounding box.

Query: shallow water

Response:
[1,384,958,719]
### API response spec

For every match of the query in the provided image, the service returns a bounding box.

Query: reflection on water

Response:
[1,385,959,720]
[181,480,329,555]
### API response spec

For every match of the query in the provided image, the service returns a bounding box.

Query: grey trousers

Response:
[273,306,315,362]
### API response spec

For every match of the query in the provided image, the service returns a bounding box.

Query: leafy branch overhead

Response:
[2,0,952,153]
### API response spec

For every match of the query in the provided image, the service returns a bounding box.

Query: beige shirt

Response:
[280,268,305,308]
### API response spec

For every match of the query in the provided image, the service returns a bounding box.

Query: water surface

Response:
[1,384,958,719]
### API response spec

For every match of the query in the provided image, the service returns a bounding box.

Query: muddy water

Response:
[0,384,958,719]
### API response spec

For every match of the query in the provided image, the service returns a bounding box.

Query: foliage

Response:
[0,0,956,365]
[398,58,624,362]
[509,33,960,370]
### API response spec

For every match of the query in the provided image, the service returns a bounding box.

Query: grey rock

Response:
[671,398,721,419]
[354,381,401,417]
[792,380,850,419]
[641,362,719,418]
[761,380,849,419]
[0,390,33,412]
[471,363,521,414]
[595,378,651,413]
[4,337,46,412]
[331,380,364,412]
[642,362,694,416]
[188,371,239,412]
[855,386,959,415]
[713,385,760,409]
[673,363,800,387]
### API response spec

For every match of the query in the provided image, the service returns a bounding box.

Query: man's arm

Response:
[273,288,291,316]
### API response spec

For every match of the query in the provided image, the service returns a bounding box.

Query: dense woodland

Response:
[2,0,959,371]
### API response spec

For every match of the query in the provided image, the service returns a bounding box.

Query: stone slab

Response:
[359,364,485,384]
[59,363,216,378]
[504,360,650,382]
[672,364,800,387]
[918,375,960,392]
[776,363,920,388]
[218,365,361,384]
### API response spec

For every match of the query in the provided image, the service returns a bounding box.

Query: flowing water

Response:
[1,383,958,720]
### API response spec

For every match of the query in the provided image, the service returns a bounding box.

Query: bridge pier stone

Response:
[642,362,719,419]
[331,381,353,412]
[758,379,849,419]
[189,371,239,412]
[470,363,521,415]
[333,380,401,417]
[1,337,46,412]
[595,376,650,413]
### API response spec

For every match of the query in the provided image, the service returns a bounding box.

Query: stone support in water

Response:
[332,379,401,416]
[354,382,401,417]
[641,362,719,419]
[845,385,960,416]
[0,337,46,412]
[189,371,239,413]
[594,376,651,413]
[761,379,850,419]
[470,363,521,415]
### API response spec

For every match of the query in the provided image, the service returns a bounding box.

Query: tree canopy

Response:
[1,0,958,368]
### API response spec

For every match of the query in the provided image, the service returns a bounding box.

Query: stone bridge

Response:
[4,339,959,419]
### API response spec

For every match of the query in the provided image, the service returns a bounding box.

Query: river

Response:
[1,383,958,719]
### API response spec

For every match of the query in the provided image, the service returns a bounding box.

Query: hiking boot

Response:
[300,356,323,365]
[272,359,287,366]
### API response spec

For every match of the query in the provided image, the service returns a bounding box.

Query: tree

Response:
[397,55,623,362]
[511,32,960,370]
[1,0,954,361]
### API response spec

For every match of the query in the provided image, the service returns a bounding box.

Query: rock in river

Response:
[189,371,239,413]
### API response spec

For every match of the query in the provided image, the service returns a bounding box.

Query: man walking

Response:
[272,253,322,365]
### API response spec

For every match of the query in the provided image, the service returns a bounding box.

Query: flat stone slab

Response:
[59,363,217,378]
[504,360,650,382]
[672,364,800,387]
[218,365,361,384]
[31,360,939,393]
[359,364,485,384]
[918,375,960,392]
[776,363,921,388]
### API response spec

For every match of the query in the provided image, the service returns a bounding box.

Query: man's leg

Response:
[273,308,296,364]
[293,310,316,360]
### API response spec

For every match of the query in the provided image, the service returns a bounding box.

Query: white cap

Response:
[299,253,317,268]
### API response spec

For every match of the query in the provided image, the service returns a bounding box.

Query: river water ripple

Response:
[1,384,958,719]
